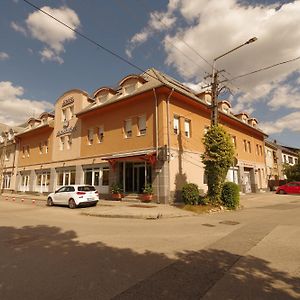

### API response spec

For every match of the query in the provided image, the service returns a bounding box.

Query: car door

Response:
[296,183,300,194]
[53,186,68,204]
[64,186,76,205]
[286,182,296,194]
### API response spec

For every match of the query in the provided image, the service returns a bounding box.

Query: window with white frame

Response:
[138,115,146,135]
[184,119,191,138]
[124,84,135,95]
[88,128,94,145]
[173,115,180,135]
[124,119,132,138]
[5,151,10,161]
[97,126,104,143]
[39,142,43,154]
[26,145,30,157]
[231,136,237,148]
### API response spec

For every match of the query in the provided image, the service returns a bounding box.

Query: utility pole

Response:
[210,37,257,126]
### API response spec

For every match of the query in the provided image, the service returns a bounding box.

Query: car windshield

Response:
[78,186,96,192]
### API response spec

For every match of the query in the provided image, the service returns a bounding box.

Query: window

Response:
[259,145,263,156]
[295,158,298,164]
[22,146,25,158]
[26,145,30,157]
[124,119,132,138]
[66,135,72,150]
[45,141,48,154]
[59,136,65,151]
[256,145,260,155]
[84,169,93,185]
[102,167,109,186]
[204,125,209,134]
[88,128,94,145]
[69,105,74,118]
[97,126,104,143]
[184,119,191,138]
[288,156,293,164]
[62,108,67,121]
[39,142,43,154]
[231,136,237,148]
[124,84,135,95]
[138,115,146,136]
[173,116,180,135]
[283,155,287,163]
[243,140,247,152]
[5,151,10,161]
[247,141,251,153]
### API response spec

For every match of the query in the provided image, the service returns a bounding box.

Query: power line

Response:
[220,55,300,83]
[22,0,164,84]
[116,0,211,79]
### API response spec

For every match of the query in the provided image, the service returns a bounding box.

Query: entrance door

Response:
[244,172,252,193]
[133,165,145,193]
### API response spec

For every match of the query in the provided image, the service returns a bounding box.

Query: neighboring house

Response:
[0,123,25,191]
[265,140,280,180]
[0,68,269,202]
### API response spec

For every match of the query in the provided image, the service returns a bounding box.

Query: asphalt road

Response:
[0,193,299,299]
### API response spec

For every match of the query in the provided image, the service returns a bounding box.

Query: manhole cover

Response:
[219,220,240,225]
[128,204,156,208]
[202,223,215,227]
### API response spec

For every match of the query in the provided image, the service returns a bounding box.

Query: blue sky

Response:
[1,0,300,147]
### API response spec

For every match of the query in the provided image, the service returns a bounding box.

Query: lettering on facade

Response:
[62,97,74,107]
[56,126,76,137]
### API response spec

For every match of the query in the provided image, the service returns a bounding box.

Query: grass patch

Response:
[178,204,219,214]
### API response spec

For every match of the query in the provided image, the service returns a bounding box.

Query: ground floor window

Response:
[2,173,11,189]
[57,169,75,186]
[19,173,30,192]
[84,166,110,187]
[36,171,50,193]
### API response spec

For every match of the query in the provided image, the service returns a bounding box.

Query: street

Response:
[0,193,299,299]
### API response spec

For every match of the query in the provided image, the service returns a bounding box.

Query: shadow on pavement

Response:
[0,225,299,300]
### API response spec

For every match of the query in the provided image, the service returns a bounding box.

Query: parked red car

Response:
[276,182,300,194]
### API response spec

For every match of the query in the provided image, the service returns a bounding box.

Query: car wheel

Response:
[47,197,53,206]
[69,198,76,209]
[279,190,286,194]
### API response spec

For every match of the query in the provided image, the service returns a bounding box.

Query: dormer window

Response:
[98,94,108,103]
[0,135,4,143]
[42,117,47,124]
[124,84,135,95]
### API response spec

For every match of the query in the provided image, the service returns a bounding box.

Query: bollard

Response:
[32,199,35,204]
[6,197,8,201]
[12,197,15,202]
[21,198,24,203]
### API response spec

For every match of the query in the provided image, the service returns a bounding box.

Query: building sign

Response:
[56,126,76,137]
[62,97,74,107]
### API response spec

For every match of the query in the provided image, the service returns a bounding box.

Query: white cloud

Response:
[0,52,9,61]
[11,21,27,35]
[126,3,178,57]
[260,111,300,134]
[12,6,80,64]
[0,81,54,126]
[128,0,300,136]
[39,47,64,64]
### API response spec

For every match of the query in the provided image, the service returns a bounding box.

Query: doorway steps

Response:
[122,193,141,203]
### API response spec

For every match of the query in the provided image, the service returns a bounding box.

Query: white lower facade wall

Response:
[14,158,110,194]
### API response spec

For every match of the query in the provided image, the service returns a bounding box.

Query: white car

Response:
[47,185,99,209]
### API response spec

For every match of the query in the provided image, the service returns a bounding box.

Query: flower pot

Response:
[141,194,153,202]
[112,193,122,200]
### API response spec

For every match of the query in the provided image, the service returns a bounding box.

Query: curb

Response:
[80,212,163,220]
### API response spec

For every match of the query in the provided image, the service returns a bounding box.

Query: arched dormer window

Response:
[235,113,249,123]
[248,118,258,128]
[93,87,117,104]
[119,75,146,96]
[218,100,231,114]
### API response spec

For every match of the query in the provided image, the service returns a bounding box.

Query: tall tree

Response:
[202,125,234,204]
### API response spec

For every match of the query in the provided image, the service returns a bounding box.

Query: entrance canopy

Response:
[102,150,157,170]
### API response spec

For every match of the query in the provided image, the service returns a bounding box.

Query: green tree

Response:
[201,125,234,204]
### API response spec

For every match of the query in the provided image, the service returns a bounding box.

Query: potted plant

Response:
[141,184,153,202]
[111,183,123,200]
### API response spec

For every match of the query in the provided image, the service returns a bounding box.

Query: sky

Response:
[1,0,300,147]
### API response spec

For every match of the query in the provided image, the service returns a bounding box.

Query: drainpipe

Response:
[166,88,174,203]
[153,88,160,203]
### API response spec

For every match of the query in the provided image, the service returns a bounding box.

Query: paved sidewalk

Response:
[0,193,196,219]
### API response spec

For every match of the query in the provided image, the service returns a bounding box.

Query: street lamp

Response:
[211,37,257,126]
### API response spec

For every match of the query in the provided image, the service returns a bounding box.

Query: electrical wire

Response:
[22,0,164,85]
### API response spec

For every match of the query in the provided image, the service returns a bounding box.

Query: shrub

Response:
[143,183,153,195]
[221,182,240,209]
[182,183,200,205]
[110,183,123,194]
